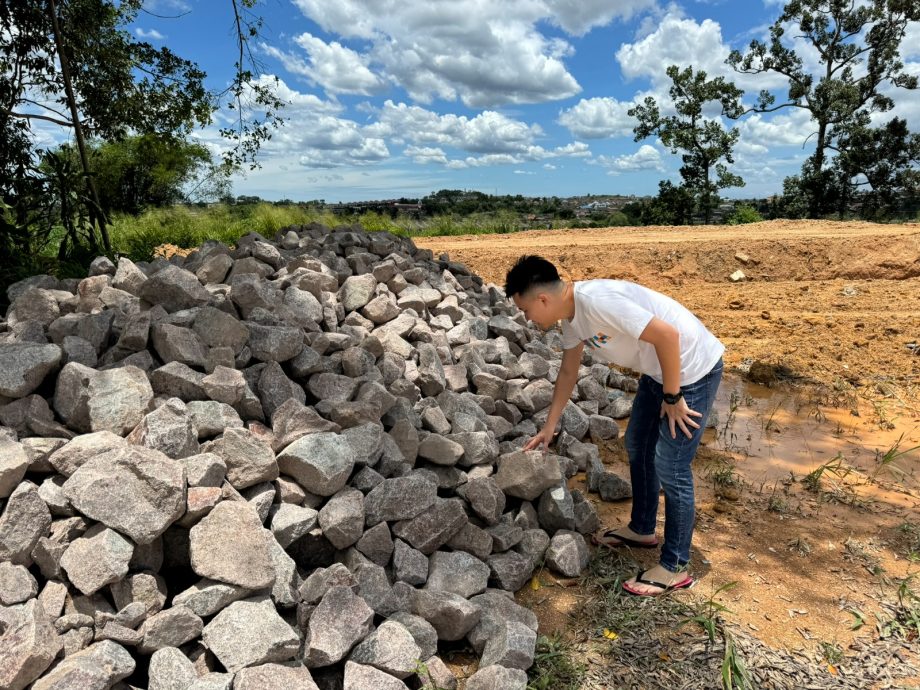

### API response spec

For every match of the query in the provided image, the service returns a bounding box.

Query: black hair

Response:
[504,255,562,297]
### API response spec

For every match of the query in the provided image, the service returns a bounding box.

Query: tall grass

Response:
[104,203,558,263]
[107,203,345,261]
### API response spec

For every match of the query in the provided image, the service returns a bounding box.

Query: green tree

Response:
[727,0,919,217]
[0,0,283,271]
[630,65,745,224]
[639,180,696,226]
[831,116,920,219]
[82,135,229,215]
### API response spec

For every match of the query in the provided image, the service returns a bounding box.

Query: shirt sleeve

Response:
[560,320,581,349]
[589,292,655,341]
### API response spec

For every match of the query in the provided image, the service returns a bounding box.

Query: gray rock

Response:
[151,323,209,368]
[339,274,377,312]
[597,471,632,501]
[110,571,167,617]
[277,433,355,497]
[343,661,410,689]
[298,563,357,605]
[60,525,133,595]
[411,589,481,641]
[112,256,147,294]
[0,481,51,565]
[31,640,134,690]
[235,663,320,690]
[148,647,197,690]
[459,477,505,525]
[0,435,29,499]
[486,551,532,592]
[53,363,154,435]
[258,361,303,413]
[63,445,185,544]
[355,521,394,566]
[448,431,498,467]
[0,561,38,605]
[201,366,246,405]
[191,307,249,353]
[189,672,234,690]
[184,452,227,487]
[61,335,98,367]
[48,430,124,477]
[486,516,523,552]
[138,605,203,654]
[126,398,199,459]
[494,451,561,501]
[189,501,275,589]
[201,596,299,673]
[150,361,208,401]
[307,372,359,402]
[425,550,489,598]
[270,503,319,548]
[446,522,493,561]
[187,401,243,438]
[0,598,61,690]
[349,620,421,679]
[545,530,589,577]
[465,665,528,690]
[391,498,467,555]
[417,434,464,466]
[480,620,537,671]
[304,586,374,667]
[364,476,437,526]
[537,483,576,534]
[318,488,365,550]
[588,414,619,440]
[172,578,253,617]
[246,322,303,363]
[267,535,299,609]
[208,427,278,490]
[468,591,539,655]
[387,611,437,661]
[196,253,233,285]
[0,342,62,398]
[513,529,550,569]
[140,264,210,311]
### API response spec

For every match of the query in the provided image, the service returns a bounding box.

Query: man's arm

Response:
[638,317,681,394]
[523,342,584,451]
[639,316,702,439]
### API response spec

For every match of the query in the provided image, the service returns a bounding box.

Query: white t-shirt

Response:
[560,280,724,386]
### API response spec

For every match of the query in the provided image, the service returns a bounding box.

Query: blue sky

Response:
[121,0,920,202]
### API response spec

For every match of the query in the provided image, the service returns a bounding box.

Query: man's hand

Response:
[660,397,702,439]
[523,426,554,454]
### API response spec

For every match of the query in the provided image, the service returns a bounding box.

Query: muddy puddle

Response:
[707,375,920,503]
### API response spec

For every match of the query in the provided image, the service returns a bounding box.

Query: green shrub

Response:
[726,204,764,225]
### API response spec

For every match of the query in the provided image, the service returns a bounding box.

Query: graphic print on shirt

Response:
[583,332,610,349]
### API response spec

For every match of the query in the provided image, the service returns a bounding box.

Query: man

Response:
[504,255,723,596]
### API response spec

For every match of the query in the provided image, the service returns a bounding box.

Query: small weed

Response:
[877,575,920,641]
[872,434,920,482]
[680,581,737,642]
[721,628,753,690]
[802,453,851,493]
[820,641,844,666]
[527,634,587,690]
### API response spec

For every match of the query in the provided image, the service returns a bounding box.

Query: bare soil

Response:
[418,220,920,687]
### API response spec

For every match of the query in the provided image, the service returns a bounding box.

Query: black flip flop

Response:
[622,569,694,596]
[591,529,659,549]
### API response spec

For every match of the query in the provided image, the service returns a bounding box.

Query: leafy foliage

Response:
[728,0,920,217]
[630,66,745,223]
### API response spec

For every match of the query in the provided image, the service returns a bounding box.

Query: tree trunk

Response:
[47,0,112,254]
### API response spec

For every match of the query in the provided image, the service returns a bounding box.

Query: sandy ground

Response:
[417,219,920,392]
[417,220,920,685]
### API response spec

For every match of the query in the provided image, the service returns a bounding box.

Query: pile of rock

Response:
[0,223,635,690]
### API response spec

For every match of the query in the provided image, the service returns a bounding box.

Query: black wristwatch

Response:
[663,390,684,405]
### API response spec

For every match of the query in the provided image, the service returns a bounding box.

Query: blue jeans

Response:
[624,358,723,573]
